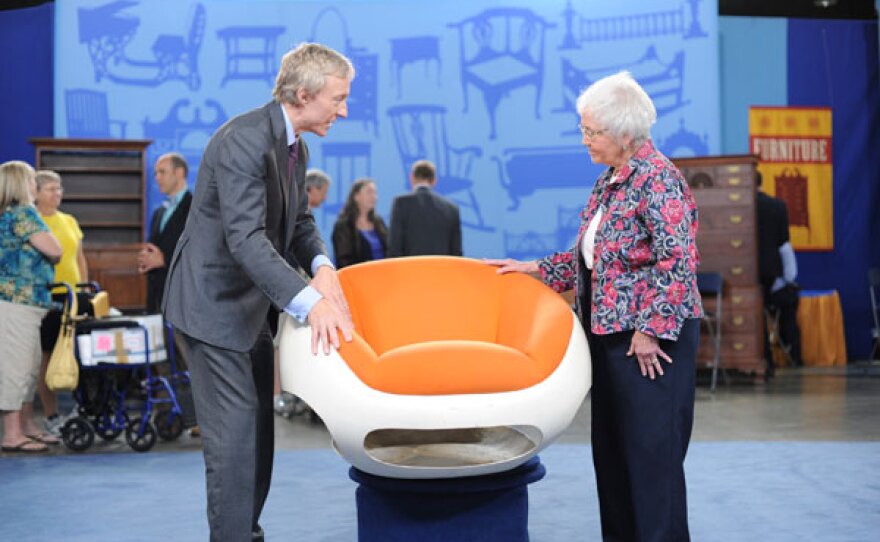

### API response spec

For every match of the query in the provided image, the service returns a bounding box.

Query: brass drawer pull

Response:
[728,177,741,186]
[732,295,743,305]
[730,239,743,249]
[726,166,741,173]
[733,342,745,351]
[729,215,743,224]
[733,316,744,326]
[730,266,744,275]
[729,193,742,202]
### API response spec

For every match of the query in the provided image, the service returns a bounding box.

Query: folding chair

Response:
[697,272,726,391]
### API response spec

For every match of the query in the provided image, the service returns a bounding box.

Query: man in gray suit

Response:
[163,43,354,542]
[389,159,463,257]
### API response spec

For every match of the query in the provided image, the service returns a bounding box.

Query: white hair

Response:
[576,71,656,148]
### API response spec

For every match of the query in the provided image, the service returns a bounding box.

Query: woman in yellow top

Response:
[34,170,88,438]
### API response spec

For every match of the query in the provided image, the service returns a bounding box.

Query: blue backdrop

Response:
[52,0,720,260]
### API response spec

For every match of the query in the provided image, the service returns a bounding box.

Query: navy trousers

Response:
[589,319,700,542]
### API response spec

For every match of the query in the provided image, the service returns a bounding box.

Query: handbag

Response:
[45,291,79,391]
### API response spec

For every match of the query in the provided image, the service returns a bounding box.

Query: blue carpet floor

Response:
[1,442,878,541]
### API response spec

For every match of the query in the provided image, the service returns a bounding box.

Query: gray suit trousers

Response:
[179,326,275,542]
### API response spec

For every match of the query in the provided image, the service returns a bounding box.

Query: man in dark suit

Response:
[138,152,191,313]
[756,171,802,372]
[389,159,463,257]
[163,43,354,542]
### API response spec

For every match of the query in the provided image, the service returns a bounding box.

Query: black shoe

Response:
[252,526,264,541]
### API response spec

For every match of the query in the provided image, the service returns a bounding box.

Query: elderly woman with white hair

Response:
[489,71,702,541]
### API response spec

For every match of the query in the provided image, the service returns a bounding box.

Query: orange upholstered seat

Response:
[336,257,573,394]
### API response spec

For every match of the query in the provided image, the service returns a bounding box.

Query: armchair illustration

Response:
[278,257,591,479]
[448,8,554,139]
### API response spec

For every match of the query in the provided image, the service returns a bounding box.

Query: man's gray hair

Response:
[576,71,656,149]
[273,43,355,105]
[305,168,331,191]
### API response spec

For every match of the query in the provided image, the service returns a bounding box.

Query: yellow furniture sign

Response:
[749,106,833,251]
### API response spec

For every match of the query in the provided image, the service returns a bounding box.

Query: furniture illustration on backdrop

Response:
[559,46,688,119]
[658,119,710,158]
[216,26,285,86]
[278,255,589,476]
[319,142,372,227]
[308,7,378,134]
[448,8,555,139]
[78,1,206,90]
[387,105,491,231]
[558,0,707,49]
[674,155,764,378]
[494,145,595,210]
[389,36,441,98]
[31,138,151,312]
[65,89,127,139]
[142,99,227,228]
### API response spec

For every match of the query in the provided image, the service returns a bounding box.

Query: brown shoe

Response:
[189,426,201,438]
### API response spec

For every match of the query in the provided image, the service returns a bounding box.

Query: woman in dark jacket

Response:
[332,178,388,268]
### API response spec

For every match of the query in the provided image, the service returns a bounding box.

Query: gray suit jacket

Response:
[389,185,462,257]
[163,101,326,352]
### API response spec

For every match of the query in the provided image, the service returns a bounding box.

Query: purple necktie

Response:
[288,141,298,180]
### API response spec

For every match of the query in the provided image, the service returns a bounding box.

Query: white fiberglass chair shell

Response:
[279,257,590,479]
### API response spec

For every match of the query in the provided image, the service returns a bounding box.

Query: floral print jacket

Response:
[538,140,702,341]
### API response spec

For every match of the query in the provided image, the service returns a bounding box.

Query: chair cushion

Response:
[372,340,544,395]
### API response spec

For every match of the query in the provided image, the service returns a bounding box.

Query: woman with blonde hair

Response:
[0,161,62,453]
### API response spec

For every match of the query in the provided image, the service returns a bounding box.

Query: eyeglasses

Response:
[577,123,606,139]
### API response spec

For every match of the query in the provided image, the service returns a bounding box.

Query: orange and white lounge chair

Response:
[279,256,591,479]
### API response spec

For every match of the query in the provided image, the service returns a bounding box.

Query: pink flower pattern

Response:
[537,140,702,340]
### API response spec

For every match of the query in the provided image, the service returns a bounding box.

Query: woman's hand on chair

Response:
[484,258,539,275]
[627,330,673,380]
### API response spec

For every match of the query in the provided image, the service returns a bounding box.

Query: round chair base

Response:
[349,457,546,542]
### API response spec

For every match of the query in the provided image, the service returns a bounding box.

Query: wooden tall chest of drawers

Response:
[672,155,765,378]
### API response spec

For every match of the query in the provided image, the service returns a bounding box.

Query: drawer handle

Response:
[726,166,741,173]
[728,193,742,202]
[730,266,744,275]
[733,342,745,351]
[729,215,743,224]
[730,239,743,249]
[733,316,744,326]
[732,295,743,305]
[728,177,741,186]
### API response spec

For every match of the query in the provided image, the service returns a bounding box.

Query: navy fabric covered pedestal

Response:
[349,457,546,542]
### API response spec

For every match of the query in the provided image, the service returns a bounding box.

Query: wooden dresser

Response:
[31,138,151,313]
[672,155,764,378]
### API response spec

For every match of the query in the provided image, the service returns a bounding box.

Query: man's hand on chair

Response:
[308,265,353,355]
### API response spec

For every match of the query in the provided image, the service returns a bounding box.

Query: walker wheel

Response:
[125,418,157,452]
[155,410,184,441]
[92,416,123,441]
[62,417,95,452]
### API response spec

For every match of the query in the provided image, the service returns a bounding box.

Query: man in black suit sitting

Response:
[138,152,192,313]
[389,159,462,257]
